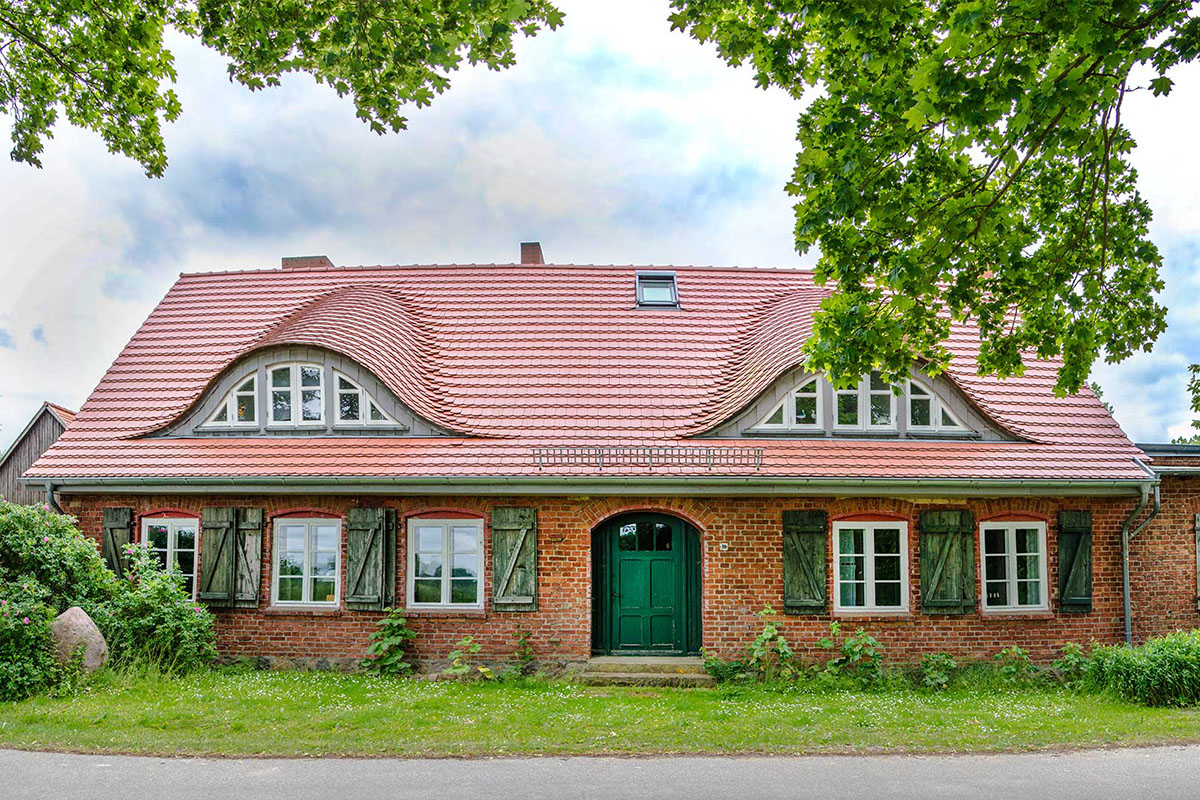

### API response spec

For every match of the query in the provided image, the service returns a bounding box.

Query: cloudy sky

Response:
[1,0,1198,452]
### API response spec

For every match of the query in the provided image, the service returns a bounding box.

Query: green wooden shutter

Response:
[492,507,537,611]
[782,510,827,614]
[102,507,133,578]
[920,510,976,614]
[346,507,396,611]
[233,508,264,608]
[199,507,237,606]
[1058,510,1093,613]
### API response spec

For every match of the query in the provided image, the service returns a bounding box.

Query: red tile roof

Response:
[26,263,1148,484]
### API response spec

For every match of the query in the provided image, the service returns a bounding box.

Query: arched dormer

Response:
[156,346,450,437]
[707,366,1016,441]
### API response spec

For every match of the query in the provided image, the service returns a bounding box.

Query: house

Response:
[1,402,75,505]
[20,246,1197,668]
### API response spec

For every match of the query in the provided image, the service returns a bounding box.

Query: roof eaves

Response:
[31,473,1154,498]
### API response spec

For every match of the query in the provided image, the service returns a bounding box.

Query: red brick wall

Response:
[1130,476,1200,640]
[61,491,1197,666]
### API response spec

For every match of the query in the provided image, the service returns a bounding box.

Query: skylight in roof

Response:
[636,272,678,307]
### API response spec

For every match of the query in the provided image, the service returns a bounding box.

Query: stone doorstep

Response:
[576,655,714,687]
[582,656,707,674]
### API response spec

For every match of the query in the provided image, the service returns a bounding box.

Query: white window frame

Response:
[906,378,965,433]
[750,377,823,432]
[141,517,200,599]
[406,518,484,610]
[635,271,679,307]
[980,521,1049,612]
[333,370,397,426]
[833,520,910,613]
[833,374,898,433]
[267,362,325,427]
[271,517,342,607]
[199,372,258,428]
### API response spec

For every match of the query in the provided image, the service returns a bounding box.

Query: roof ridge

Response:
[177,263,819,279]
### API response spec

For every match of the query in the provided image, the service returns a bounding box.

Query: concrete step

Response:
[575,671,715,688]
[582,656,707,675]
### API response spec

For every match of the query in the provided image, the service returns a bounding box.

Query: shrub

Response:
[821,622,884,687]
[362,607,418,676]
[0,503,114,612]
[994,646,1040,684]
[91,545,216,672]
[920,652,957,690]
[1088,631,1200,707]
[747,606,797,681]
[0,580,58,701]
[1051,642,1090,686]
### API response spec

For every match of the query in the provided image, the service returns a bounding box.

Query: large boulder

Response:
[50,606,108,673]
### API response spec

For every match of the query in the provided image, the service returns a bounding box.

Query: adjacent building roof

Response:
[25,263,1148,488]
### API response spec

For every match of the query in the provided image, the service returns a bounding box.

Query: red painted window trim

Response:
[269,508,341,521]
[833,512,909,523]
[978,512,1051,524]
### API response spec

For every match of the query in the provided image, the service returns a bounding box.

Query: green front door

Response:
[592,513,701,656]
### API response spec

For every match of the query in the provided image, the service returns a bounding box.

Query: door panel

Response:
[604,514,690,654]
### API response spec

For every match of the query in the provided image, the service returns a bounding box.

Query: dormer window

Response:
[748,372,972,436]
[335,372,396,425]
[756,377,821,430]
[202,375,257,427]
[907,379,964,431]
[636,271,678,307]
[834,372,897,432]
[270,363,324,426]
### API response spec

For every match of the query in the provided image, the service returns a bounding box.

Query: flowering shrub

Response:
[0,580,58,701]
[0,503,114,612]
[90,545,216,673]
[0,502,116,701]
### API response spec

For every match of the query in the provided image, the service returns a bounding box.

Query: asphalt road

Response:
[5,746,1200,800]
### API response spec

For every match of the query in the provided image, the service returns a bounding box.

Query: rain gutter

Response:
[27,474,1150,497]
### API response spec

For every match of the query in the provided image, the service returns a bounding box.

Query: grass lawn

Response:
[1,668,1199,757]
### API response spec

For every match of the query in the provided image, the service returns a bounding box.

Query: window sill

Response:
[981,609,1053,620]
[833,609,914,618]
[404,606,486,618]
[264,605,343,617]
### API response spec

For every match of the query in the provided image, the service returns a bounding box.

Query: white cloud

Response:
[0,2,1197,447]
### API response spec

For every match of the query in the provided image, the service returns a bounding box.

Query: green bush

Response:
[920,652,957,690]
[820,622,884,687]
[0,503,115,611]
[994,645,1040,684]
[1088,632,1200,707]
[702,649,752,683]
[747,606,798,681]
[362,607,418,676]
[90,545,216,673]
[0,580,58,701]
[1051,642,1090,686]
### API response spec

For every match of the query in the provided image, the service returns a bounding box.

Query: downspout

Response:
[1121,472,1161,645]
[43,481,63,514]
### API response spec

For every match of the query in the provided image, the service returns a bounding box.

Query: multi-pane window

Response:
[142,518,199,598]
[907,379,964,432]
[334,372,395,425]
[833,373,896,431]
[617,519,673,551]
[833,521,908,611]
[756,378,821,430]
[270,363,323,425]
[981,522,1047,611]
[273,518,340,605]
[408,519,483,608]
[203,375,257,427]
[751,373,968,434]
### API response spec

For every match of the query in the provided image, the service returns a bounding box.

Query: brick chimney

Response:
[281,255,334,270]
[520,242,544,265]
